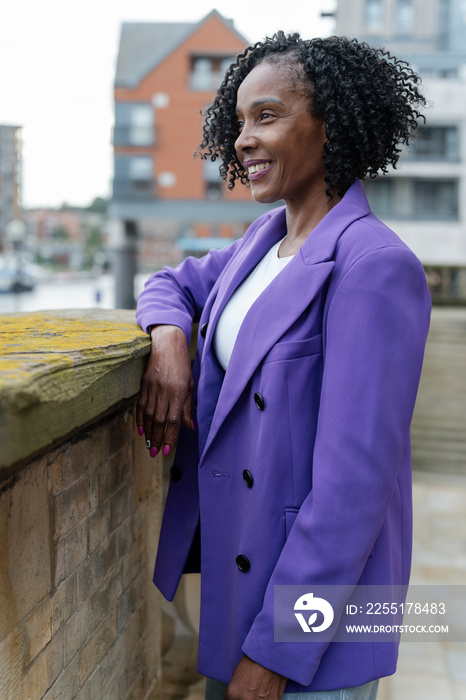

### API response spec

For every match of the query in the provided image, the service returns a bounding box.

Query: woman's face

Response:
[234,61,327,206]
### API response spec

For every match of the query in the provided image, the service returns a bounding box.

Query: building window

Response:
[365,0,384,29]
[189,55,233,91]
[395,0,415,36]
[414,180,458,219]
[438,0,450,49]
[364,177,458,220]
[408,126,459,161]
[204,159,223,198]
[113,155,154,198]
[114,102,154,146]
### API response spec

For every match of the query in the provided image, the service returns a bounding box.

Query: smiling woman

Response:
[233,62,330,252]
[136,32,431,700]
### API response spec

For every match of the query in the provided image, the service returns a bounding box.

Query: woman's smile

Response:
[244,160,273,179]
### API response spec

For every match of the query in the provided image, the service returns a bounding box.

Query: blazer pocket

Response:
[264,333,323,365]
[284,507,300,540]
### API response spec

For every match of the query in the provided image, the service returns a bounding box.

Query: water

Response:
[0,273,148,316]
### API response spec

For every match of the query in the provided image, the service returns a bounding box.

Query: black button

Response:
[170,465,182,482]
[243,470,254,488]
[254,392,265,410]
[236,554,250,572]
[200,323,208,338]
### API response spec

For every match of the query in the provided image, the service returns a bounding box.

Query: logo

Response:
[294,593,334,633]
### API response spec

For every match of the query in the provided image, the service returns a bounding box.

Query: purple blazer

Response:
[136,181,431,690]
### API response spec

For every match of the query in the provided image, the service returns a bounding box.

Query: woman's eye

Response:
[260,112,272,121]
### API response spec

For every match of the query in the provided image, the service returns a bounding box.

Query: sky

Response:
[0,0,336,209]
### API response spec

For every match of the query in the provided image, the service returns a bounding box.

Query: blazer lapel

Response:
[203,207,287,355]
[199,180,371,461]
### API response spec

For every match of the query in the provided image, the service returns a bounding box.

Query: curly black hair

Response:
[199,33,426,198]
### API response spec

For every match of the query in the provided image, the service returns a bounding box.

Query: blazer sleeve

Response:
[241,244,431,686]
[136,238,243,343]
[135,210,275,340]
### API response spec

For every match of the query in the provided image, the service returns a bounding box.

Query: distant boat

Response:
[0,259,36,293]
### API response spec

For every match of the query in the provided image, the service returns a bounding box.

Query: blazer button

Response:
[236,554,250,572]
[200,322,208,338]
[170,465,182,482]
[254,392,265,410]
[243,470,254,488]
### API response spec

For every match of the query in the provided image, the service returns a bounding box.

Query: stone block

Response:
[125,604,146,656]
[77,531,117,605]
[108,410,132,457]
[74,667,101,700]
[63,519,88,578]
[133,425,163,504]
[117,517,133,559]
[99,632,126,697]
[88,567,122,631]
[0,459,51,638]
[0,309,150,471]
[54,476,91,538]
[78,611,117,687]
[0,626,22,699]
[89,468,99,511]
[64,601,89,667]
[109,483,133,530]
[125,641,146,699]
[88,501,111,553]
[42,654,80,700]
[24,596,53,666]
[53,536,66,588]
[117,575,145,634]
[52,571,78,635]
[23,627,64,699]
[121,540,145,590]
[50,439,87,495]
[85,422,109,472]
[98,449,131,505]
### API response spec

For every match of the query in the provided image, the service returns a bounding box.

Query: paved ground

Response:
[186,468,466,700]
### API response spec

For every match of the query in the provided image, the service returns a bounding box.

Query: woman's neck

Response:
[280,191,341,257]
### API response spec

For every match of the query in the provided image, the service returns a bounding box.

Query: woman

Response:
[136,34,431,699]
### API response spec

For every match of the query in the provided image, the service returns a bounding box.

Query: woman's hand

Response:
[136,325,194,456]
[226,655,287,700]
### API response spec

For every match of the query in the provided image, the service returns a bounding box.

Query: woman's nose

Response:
[235,124,257,154]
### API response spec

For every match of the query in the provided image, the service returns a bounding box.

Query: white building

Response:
[335,0,466,300]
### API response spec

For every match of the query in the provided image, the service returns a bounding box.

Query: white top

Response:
[214,237,294,371]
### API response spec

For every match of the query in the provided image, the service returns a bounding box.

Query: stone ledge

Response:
[0,308,151,474]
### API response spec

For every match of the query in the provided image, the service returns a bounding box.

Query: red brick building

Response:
[110,10,278,296]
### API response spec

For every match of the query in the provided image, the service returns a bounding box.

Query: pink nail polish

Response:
[138,426,144,436]
[150,447,158,458]
[191,420,195,430]
[163,445,171,457]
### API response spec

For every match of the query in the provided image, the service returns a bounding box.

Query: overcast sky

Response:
[0,1,336,209]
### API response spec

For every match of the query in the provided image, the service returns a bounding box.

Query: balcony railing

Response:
[112,179,155,200]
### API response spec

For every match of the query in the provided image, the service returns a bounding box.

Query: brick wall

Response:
[0,403,163,700]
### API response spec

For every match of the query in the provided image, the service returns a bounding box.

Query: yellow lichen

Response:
[0,311,150,390]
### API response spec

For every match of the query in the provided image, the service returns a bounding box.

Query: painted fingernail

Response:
[162,445,171,457]
[191,420,195,430]
[138,426,144,436]
[150,447,158,458]
[146,440,151,449]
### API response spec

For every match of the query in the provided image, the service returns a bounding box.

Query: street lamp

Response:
[5,218,28,294]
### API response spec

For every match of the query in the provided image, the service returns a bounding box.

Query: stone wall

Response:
[0,309,196,700]
[0,406,162,700]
